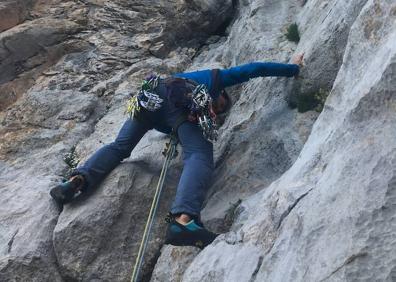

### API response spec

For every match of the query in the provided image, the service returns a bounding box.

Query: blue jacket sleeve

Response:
[173,62,299,100]
[173,70,213,91]
[219,62,299,88]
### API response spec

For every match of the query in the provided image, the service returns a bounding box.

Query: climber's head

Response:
[212,90,231,114]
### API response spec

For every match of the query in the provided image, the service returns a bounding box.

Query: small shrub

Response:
[63,145,80,175]
[297,88,329,113]
[286,23,300,43]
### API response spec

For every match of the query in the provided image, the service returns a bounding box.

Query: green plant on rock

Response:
[224,199,242,228]
[63,145,80,174]
[286,23,300,43]
[297,88,329,113]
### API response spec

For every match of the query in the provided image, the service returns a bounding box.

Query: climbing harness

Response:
[130,134,178,282]
[190,84,218,142]
[126,75,218,142]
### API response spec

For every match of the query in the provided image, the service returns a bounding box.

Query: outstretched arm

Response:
[173,54,303,99]
[173,70,213,90]
[219,62,299,88]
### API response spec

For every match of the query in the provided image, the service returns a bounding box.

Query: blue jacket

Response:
[142,62,299,133]
[174,62,299,99]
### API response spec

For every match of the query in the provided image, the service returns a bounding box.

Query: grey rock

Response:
[294,0,369,94]
[0,18,82,84]
[53,162,179,281]
[196,0,318,232]
[0,167,63,282]
[1,90,101,158]
[183,241,263,282]
[0,0,33,32]
[150,245,200,282]
[1,0,396,281]
[1,0,233,280]
[177,0,396,282]
[0,90,102,281]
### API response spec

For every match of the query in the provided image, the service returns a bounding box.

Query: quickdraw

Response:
[138,75,163,111]
[125,95,140,119]
[139,90,163,111]
[190,84,218,142]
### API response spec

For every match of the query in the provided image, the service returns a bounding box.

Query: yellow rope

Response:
[130,136,177,282]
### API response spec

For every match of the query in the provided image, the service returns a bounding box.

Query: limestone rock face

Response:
[53,162,179,281]
[1,0,395,281]
[0,0,233,281]
[150,245,200,282]
[0,18,81,84]
[0,90,101,282]
[177,0,396,281]
[0,0,32,32]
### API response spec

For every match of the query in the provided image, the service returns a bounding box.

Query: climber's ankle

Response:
[175,214,191,225]
[69,174,85,192]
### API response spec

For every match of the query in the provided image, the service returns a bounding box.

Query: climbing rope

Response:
[130,134,178,282]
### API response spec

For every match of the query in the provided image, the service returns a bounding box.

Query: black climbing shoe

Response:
[165,218,218,249]
[50,175,84,205]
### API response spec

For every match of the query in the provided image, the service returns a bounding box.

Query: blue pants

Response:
[75,118,213,217]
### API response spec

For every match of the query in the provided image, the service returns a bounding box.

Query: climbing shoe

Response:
[50,175,84,205]
[165,217,218,249]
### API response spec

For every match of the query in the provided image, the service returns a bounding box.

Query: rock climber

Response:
[50,54,304,249]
